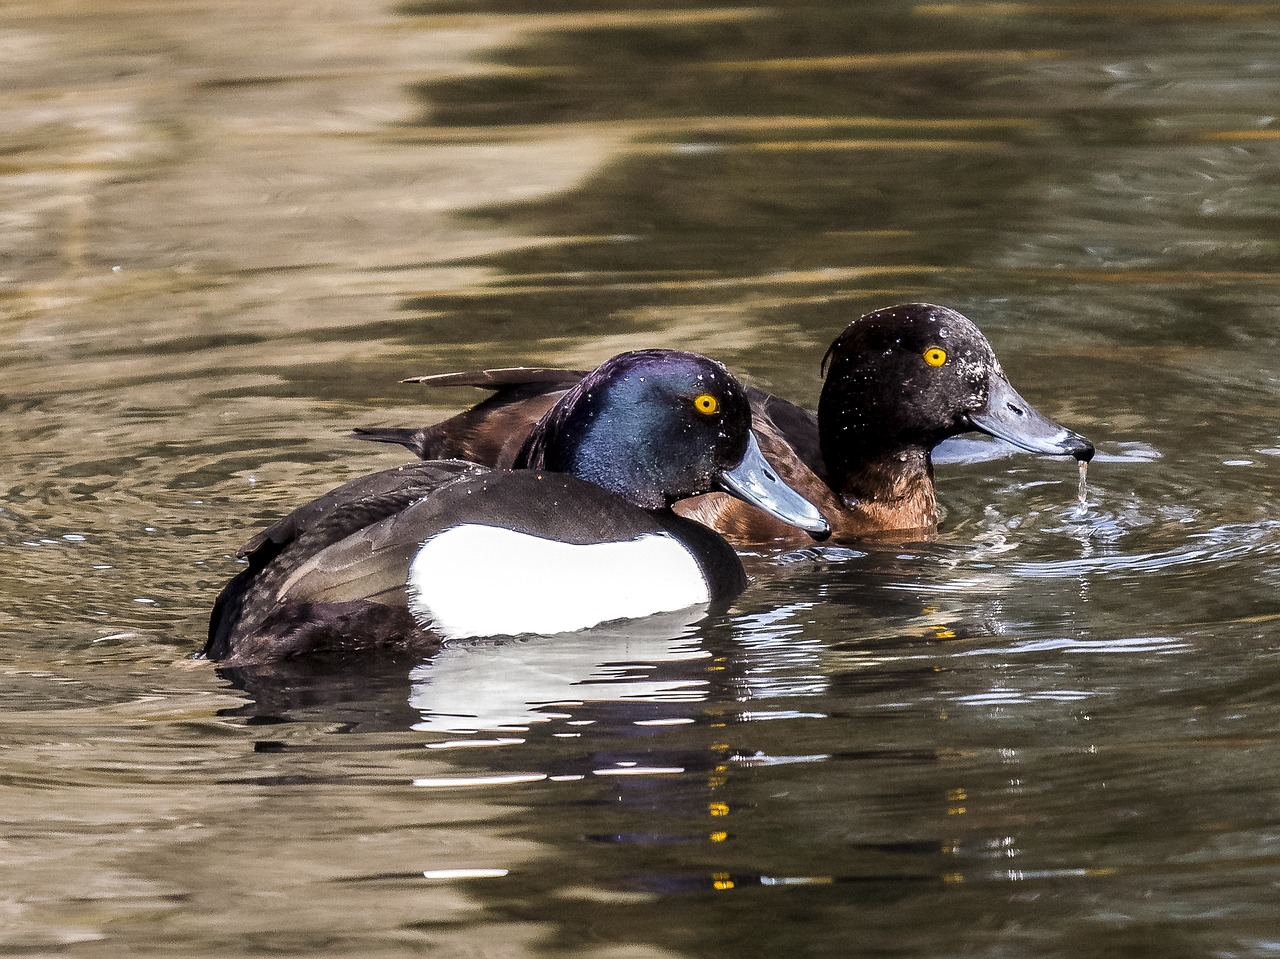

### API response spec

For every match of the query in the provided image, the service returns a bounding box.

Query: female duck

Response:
[205,350,828,667]
[356,303,1094,544]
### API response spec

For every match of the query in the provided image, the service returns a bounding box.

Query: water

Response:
[3,1,1279,956]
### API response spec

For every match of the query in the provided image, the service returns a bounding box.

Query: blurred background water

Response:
[2,1,1278,956]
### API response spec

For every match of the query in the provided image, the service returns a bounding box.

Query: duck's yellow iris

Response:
[923,347,948,367]
[694,393,719,415]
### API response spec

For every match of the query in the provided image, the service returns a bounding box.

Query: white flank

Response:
[407,525,710,639]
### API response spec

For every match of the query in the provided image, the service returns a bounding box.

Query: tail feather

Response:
[352,426,429,457]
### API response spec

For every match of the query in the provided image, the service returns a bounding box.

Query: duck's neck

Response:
[820,436,940,536]
[816,373,946,534]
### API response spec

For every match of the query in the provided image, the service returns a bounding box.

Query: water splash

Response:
[1077,459,1089,512]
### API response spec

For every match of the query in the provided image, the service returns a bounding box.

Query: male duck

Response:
[356,304,1094,545]
[205,350,829,667]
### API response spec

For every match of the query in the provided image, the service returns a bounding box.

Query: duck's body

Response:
[357,304,1095,545]
[207,351,828,667]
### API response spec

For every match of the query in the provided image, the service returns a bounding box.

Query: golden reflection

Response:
[1202,130,1280,142]
[410,265,954,299]
[712,872,736,891]
[917,2,1280,20]
[631,139,1012,155]
[1020,268,1280,284]
[391,115,1042,143]
[1226,612,1280,624]
[411,7,772,32]
[433,264,1280,313]
[709,49,1060,72]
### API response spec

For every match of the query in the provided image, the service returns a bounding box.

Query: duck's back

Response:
[354,368,583,465]
[205,460,485,664]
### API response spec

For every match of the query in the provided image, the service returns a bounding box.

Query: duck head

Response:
[818,303,1094,500]
[517,350,830,538]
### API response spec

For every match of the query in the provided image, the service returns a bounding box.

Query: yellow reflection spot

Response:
[709,802,730,817]
[934,625,956,639]
[947,806,968,816]
[712,872,735,891]
[711,744,730,752]
[709,831,728,843]
[943,872,965,884]
[946,788,967,801]
[707,775,727,788]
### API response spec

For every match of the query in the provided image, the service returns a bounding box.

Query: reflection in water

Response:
[3,0,1280,957]
[408,609,712,734]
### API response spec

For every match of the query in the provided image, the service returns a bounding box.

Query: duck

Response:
[355,303,1094,545]
[204,350,830,668]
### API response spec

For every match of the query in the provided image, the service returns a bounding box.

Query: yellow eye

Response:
[923,347,947,367]
[693,393,719,415]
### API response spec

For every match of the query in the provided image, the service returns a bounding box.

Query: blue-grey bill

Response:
[719,433,831,539]
[968,375,1094,462]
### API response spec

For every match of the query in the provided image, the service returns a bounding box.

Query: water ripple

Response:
[1010,521,1280,580]
[955,635,1190,657]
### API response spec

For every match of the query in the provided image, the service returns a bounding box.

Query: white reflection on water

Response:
[412,772,548,788]
[407,608,711,734]
[422,868,510,880]
[730,601,830,701]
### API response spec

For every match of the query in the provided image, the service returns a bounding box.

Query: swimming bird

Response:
[355,303,1094,544]
[205,350,829,667]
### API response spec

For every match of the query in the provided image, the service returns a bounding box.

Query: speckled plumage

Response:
[359,304,1094,545]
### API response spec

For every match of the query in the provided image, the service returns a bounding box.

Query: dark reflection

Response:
[387,2,1087,359]
[393,147,1048,355]
[214,653,424,731]
[380,2,1280,379]
[404,0,1107,126]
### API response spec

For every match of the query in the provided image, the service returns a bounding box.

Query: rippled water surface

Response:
[3,1,1279,956]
